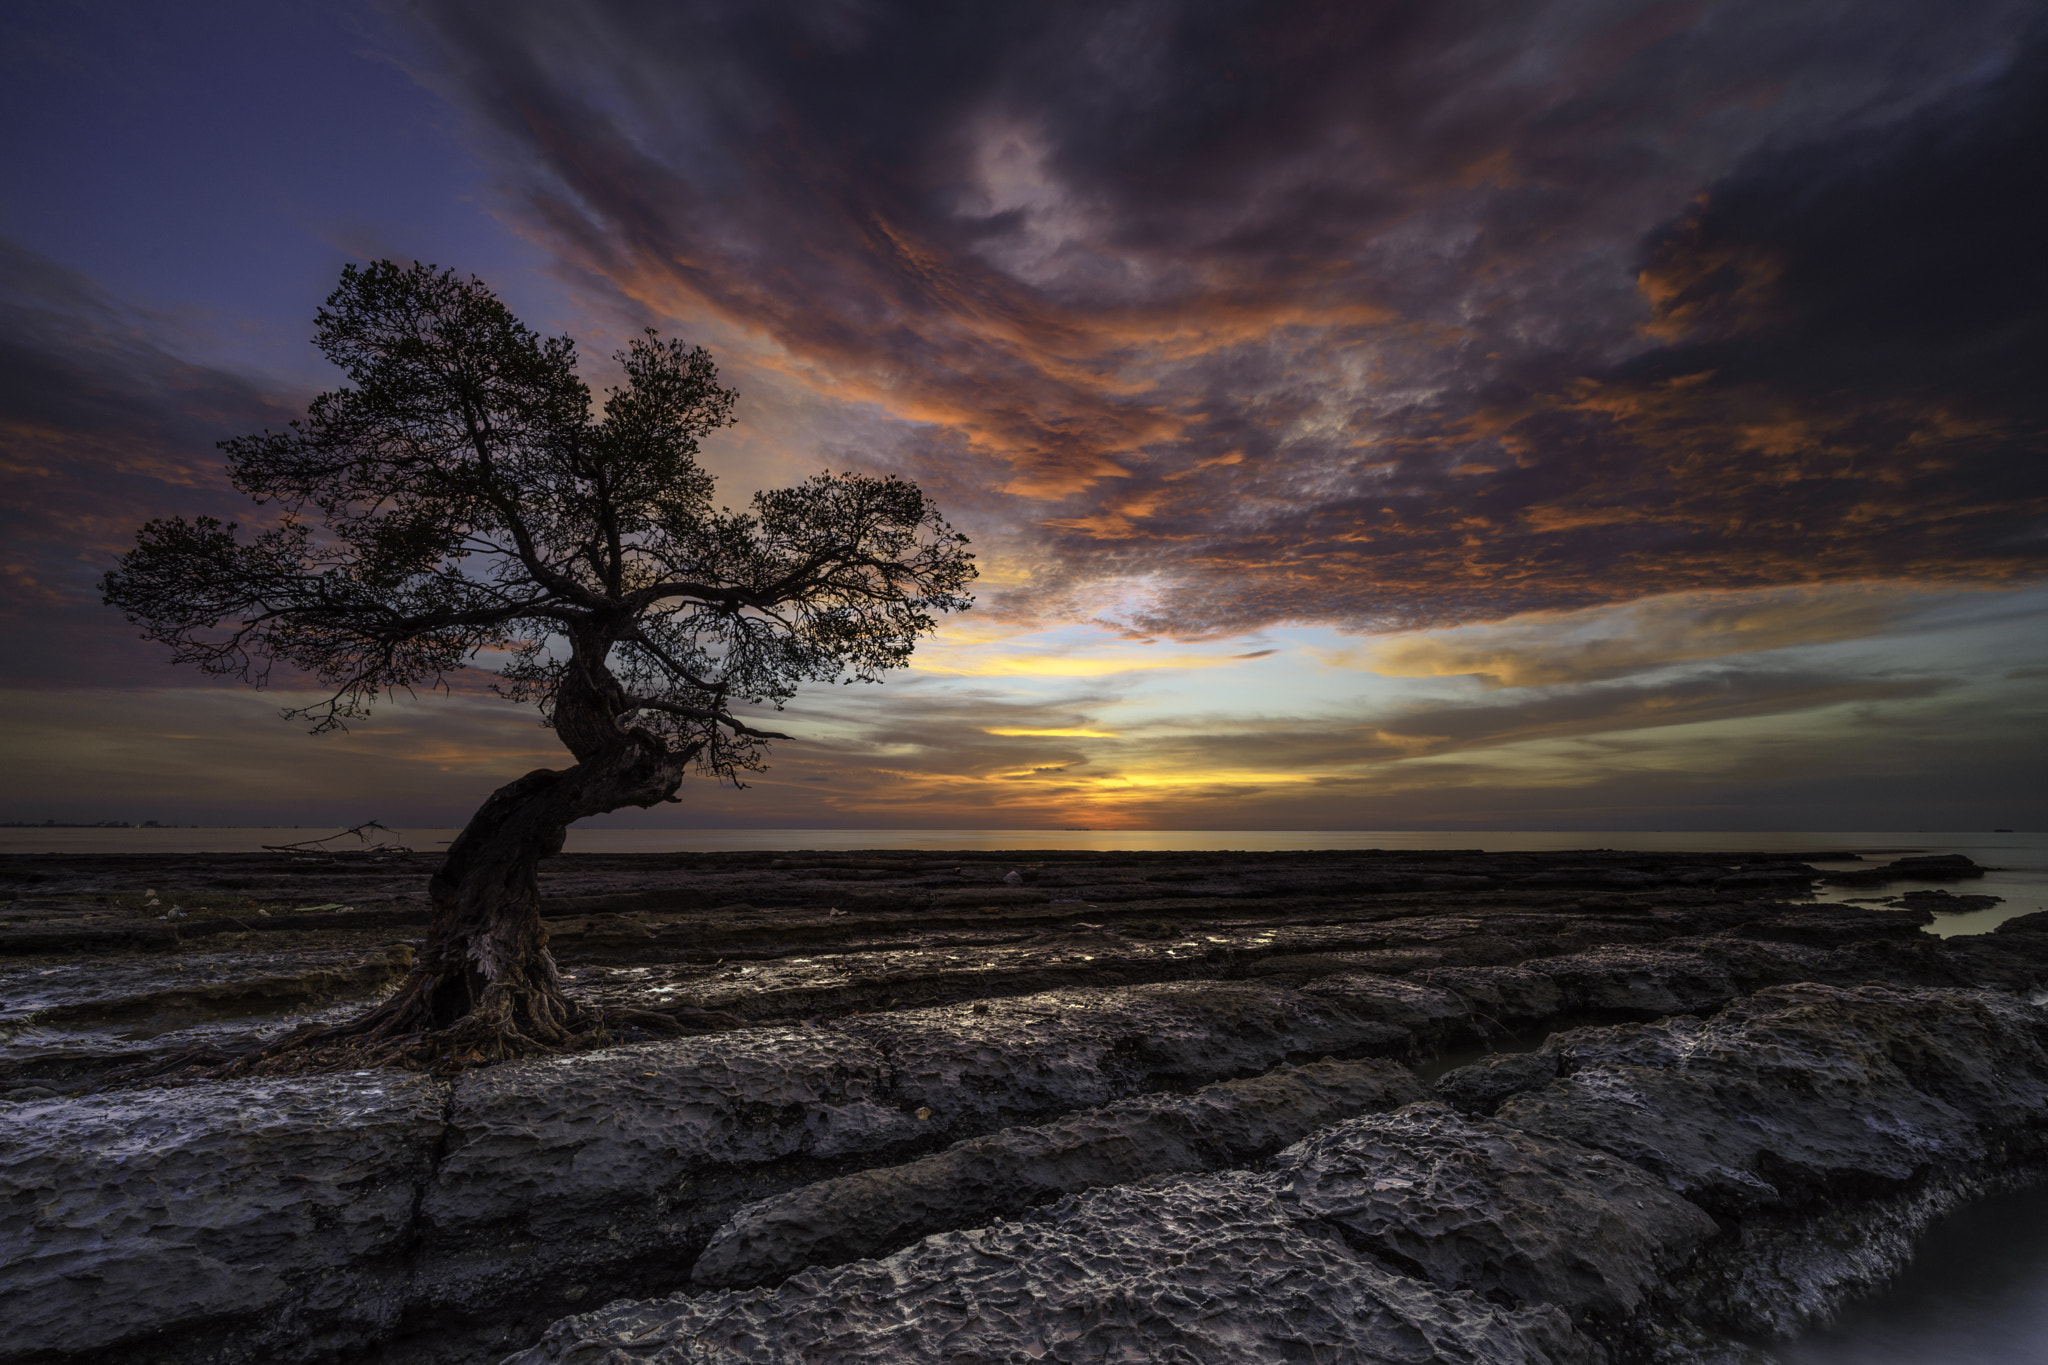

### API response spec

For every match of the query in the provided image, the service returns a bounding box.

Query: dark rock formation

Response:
[1896,888,2003,913]
[1884,854,1987,880]
[507,983,2048,1365]
[1271,1104,1718,1321]
[3,845,2045,1364]
[516,1173,1584,1365]
[691,1057,1424,1289]
[2,1074,448,1362]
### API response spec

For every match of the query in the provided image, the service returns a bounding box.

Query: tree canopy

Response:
[101,261,976,1065]
[104,260,977,784]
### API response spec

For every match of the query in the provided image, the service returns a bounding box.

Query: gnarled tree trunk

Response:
[290,666,702,1064]
[398,766,581,1050]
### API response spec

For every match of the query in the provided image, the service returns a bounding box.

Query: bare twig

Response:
[261,820,413,858]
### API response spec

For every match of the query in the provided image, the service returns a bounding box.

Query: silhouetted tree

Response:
[103,261,974,1064]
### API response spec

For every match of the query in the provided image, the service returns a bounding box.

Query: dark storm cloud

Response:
[402,0,2045,637]
[0,241,303,684]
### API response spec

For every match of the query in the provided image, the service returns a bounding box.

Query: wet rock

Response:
[1271,1102,1719,1320]
[1883,853,1985,880]
[1299,972,1475,1052]
[1524,947,1740,1018]
[1896,888,2002,913]
[1413,964,1568,1030]
[512,1172,1583,1365]
[10,845,2046,1364]
[1496,985,2048,1215]
[413,1026,924,1316]
[411,981,1418,1325]
[0,1073,448,1363]
[838,980,1416,1136]
[1731,902,1934,945]
[510,981,2048,1365]
[0,946,415,1087]
[1678,1164,2045,1340]
[1434,1051,1560,1117]
[1939,914,2048,993]
[0,944,411,1031]
[691,1057,1424,1289]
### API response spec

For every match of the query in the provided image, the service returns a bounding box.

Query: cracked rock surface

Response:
[514,1174,1584,1365]
[690,1056,1425,1288]
[4,845,2047,1364]
[1270,1103,1719,1321]
[500,983,2048,1365]
[2,1073,448,1362]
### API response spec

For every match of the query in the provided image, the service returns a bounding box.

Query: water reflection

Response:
[1769,1179,2048,1364]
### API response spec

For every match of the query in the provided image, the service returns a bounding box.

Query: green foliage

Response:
[102,261,975,783]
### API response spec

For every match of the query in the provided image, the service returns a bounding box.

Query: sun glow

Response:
[983,726,1120,738]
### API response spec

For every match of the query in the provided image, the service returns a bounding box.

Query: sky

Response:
[1,0,2043,832]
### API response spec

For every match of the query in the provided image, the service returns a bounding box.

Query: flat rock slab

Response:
[1493,984,2048,1212]
[517,984,2048,1365]
[7,845,2048,1365]
[513,1172,1581,1365]
[414,980,1427,1314]
[0,1072,448,1362]
[692,1057,1426,1288]
[0,944,411,1029]
[838,980,1420,1135]
[1272,1103,1718,1319]
[413,1025,924,1314]
[0,975,1435,1364]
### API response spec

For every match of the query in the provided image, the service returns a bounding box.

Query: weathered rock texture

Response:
[1,1074,448,1362]
[691,1057,1425,1288]
[1271,1104,1719,1322]
[513,984,2048,1365]
[514,1174,1584,1365]
[4,846,2047,1364]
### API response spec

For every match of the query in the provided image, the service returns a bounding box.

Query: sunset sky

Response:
[2,0,2043,831]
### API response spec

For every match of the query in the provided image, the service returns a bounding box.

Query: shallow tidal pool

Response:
[1769,1180,2048,1364]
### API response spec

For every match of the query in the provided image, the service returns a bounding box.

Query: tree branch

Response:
[620,696,792,741]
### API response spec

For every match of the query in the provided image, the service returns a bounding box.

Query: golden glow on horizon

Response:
[984,726,1121,737]
[915,650,1257,678]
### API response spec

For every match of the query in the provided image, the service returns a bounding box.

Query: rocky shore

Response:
[3,845,2044,1364]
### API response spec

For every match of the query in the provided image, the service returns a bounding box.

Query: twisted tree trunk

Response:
[270,658,703,1065]
[401,766,581,1048]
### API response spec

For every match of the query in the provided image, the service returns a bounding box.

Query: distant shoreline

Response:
[1,825,2038,860]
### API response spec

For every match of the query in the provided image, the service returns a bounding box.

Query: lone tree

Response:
[103,261,974,1065]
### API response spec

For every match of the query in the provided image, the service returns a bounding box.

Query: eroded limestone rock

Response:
[1496,985,2048,1213]
[513,1172,1584,1365]
[1271,1103,1718,1320]
[535,984,2048,1365]
[0,1073,447,1361]
[691,1057,1425,1289]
